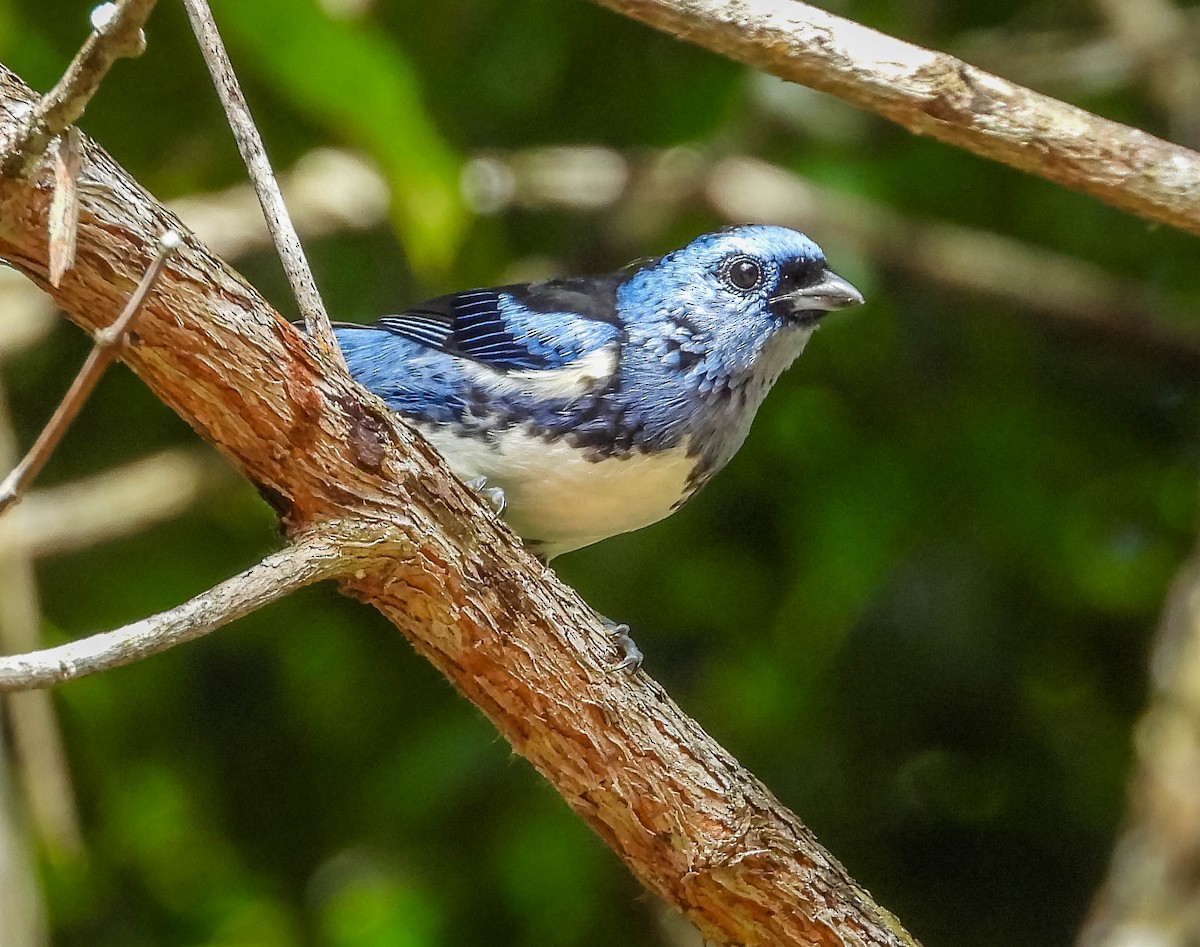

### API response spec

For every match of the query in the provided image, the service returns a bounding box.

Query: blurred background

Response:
[3,0,1200,944]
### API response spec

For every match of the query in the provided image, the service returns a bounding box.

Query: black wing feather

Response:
[370,273,628,372]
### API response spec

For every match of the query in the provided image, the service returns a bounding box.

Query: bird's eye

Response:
[724,257,764,292]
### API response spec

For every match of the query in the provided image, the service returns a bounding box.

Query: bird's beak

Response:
[773,269,864,322]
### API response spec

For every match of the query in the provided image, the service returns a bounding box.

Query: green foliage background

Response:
[3,0,1200,944]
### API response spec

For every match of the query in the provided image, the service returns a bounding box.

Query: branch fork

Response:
[1,0,157,178]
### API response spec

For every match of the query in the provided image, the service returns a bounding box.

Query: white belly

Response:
[417,422,696,558]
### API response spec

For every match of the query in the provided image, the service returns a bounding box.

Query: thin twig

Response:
[0,230,180,517]
[590,0,1200,238]
[179,0,347,371]
[1,0,155,177]
[0,532,350,692]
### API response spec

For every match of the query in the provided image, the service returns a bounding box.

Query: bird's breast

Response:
[415,421,698,558]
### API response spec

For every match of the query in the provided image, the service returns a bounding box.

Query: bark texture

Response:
[0,63,917,947]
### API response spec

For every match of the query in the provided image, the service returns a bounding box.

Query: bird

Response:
[335,225,863,665]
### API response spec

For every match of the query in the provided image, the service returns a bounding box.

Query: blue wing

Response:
[365,277,624,372]
[334,276,626,424]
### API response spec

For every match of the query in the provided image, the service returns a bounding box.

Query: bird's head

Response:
[666,224,861,324]
[621,225,863,382]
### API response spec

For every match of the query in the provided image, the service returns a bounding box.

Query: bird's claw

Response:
[605,620,643,672]
[465,475,506,515]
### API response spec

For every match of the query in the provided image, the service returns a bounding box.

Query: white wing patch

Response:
[504,345,618,399]
[459,345,618,400]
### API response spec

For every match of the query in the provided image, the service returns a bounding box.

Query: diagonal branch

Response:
[0,60,917,947]
[0,230,179,516]
[0,526,370,691]
[590,0,1200,236]
[180,0,346,371]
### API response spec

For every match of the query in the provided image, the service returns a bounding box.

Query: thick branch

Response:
[0,61,916,947]
[590,0,1200,236]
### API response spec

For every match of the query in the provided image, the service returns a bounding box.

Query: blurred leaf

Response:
[211,0,466,275]
[314,851,441,947]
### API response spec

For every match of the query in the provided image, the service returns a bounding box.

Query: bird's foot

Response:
[599,615,643,672]
[465,475,506,516]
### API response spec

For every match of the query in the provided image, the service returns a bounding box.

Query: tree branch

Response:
[1078,549,1200,946]
[0,230,178,516]
[0,526,361,691]
[0,60,918,947]
[0,0,155,177]
[180,0,346,371]
[589,0,1200,236]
